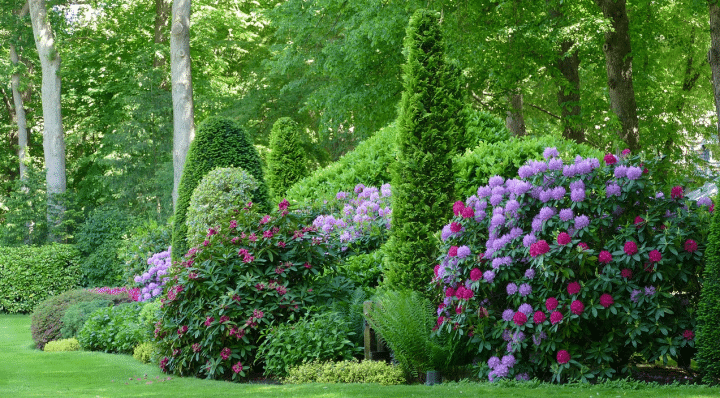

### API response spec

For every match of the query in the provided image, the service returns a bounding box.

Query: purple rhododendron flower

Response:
[543,147,560,159]
[525,268,535,279]
[518,303,533,315]
[457,245,471,259]
[571,189,586,202]
[484,270,496,283]
[574,215,590,230]
[502,309,514,321]
[606,183,622,197]
[523,234,537,248]
[519,283,532,297]
[559,208,574,221]
[506,283,518,295]
[489,175,505,188]
[626,166,642,180]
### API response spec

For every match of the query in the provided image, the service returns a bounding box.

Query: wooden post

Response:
[363,301,390,362]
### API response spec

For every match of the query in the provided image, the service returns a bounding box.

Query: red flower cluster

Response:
[529,240,550,257]
[567,281,581,295]
[455,285,474,300]
[598,250,613,264]
[685,239,698,253]
[533,311,546,324]
[624,241,638,256]
[570,300,585,315]
[546,297,559,311]
[599,293,614,308]
[648,249,662,263]
[671,186,684,199]
[461,206,475,219]
[634,216,644,225]
[557,232,571,245]
[621,268,633,279]
[550,311,563,325]
[448,246,459,257]
[557,350,571,364]
[683,330,694,340]
[470,268,482,281]
[452,201,465,216]
[513,311,528,326]
[604,153,617,165]
[450,222,463,233]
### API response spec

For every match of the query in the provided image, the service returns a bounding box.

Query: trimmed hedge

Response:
[172,116,270,260]
[0,244,82,314]
[266,117,309,199]
[453,134,603,199]
[697,203,720,383]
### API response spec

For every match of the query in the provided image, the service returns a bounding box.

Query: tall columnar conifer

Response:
[384,9,465,292]
[697,203,720,383]
[266,117,309,199]
[171,116,269,260]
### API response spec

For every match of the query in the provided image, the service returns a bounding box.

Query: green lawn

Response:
[1,314,719,398]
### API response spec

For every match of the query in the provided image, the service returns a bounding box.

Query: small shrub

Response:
[339,251,384,289]
[120,219,172,286]
[77,302,144,354]
[285,359,406,385]
[258,311,361,377]
[60,299,112,339]
[44,338,81,352]
[185,167,258,245]
[139,299,162,339]
[172,116,270,260]
[0,244,81,314]
[31,288,110,350]
[156,200,342,381]
[266,117,309,198]
[133,341,158,364]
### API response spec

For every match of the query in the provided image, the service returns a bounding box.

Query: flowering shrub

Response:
[434,148,711,382]
[132,249,171,301]
[154,200,342,381]
[313,184,392,254]
[88,286,141,302]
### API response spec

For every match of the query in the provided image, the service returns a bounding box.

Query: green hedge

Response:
[0,244,81,313]
[697,203,720,383]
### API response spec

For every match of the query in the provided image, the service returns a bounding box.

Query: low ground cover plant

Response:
[434,148,711,382]
[284,359,406,385]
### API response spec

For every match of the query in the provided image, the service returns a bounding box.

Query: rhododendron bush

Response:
[154,200,342,380]
[434,148,712,382]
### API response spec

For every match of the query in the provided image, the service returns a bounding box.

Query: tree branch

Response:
[527,103,561,120]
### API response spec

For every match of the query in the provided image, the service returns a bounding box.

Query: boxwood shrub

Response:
[0,244,82,314]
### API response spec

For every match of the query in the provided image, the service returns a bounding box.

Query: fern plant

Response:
[365,290,464,378]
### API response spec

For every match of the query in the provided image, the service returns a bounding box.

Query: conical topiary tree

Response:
[697,202,720,384]
[266,117,309,199]
[171,116,270,260]
[384,9,466,293]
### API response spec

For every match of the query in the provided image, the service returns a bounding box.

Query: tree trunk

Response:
[10,42,29,183]
[505,93,527,136]
[154,0,170,68]
[556,40,584,143]
[709,1,720,139]
[595,0,640,151]
[171,0,195,210]
[29,0,67,241]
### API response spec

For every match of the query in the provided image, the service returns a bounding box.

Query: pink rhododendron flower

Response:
[461,206,475,218]
[599,293,614,308]
[622,148,631,156]
[450,222,463,233]
[683,330,694,340]
[578,242,589,251]
[470,268,482,281]
[546,297,559,311]
[204,317,214,327]
[624,241,638,256]
[232,361,244,374]
[570,300,585,315]
[557,232,571,245]
[550,311,563,325]
[621,268,633,279]
[648,249,662,263]
[220,347,231,360]
[604,153,617,165]
[685,239,698,253]
[453,201,465,216]
[530,240,550,257]
[513,311,528,326]
[671,186,684,199]
[448,246,459,257]
[557,350,570,364]
[533,311,546,324]
[634,216,644,225]
[445,287,456,298]
[567,281,581,295]
[598,250,612,264]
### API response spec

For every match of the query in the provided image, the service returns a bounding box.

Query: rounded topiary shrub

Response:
[266,117,309,199]
[31,289,111,350]
[186,167,258,245]
[434,149,711,382]
[172,116,270,260]
[0,244,81,314]
[156,201,341,381]
[60,299,113,339]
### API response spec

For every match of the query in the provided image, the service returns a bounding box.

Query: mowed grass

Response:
[1,314,720,398]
